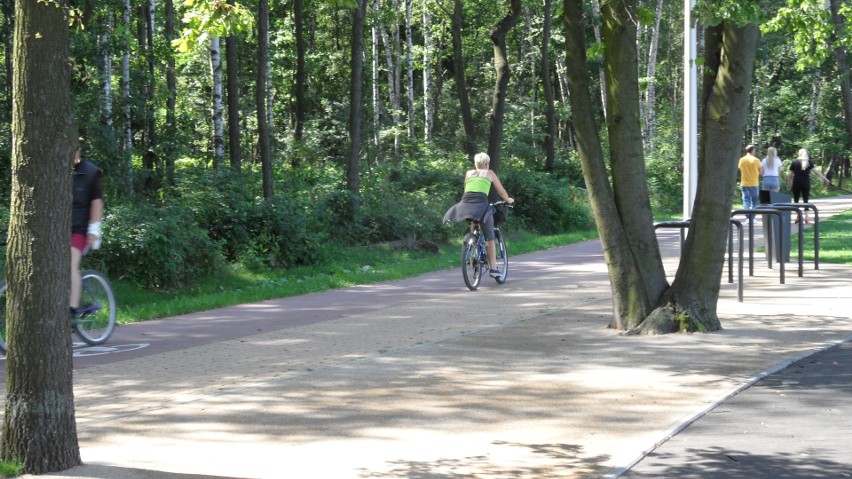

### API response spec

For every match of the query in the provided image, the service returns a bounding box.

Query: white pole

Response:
[683,0,698,220]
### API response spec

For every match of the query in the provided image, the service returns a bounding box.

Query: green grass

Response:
[114,226,600,324]
[0,461,22,477]
[791,209,852,265]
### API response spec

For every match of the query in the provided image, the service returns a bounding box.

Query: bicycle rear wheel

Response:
[74,270,117,345]
[0,281,6,353]
[494,229,508,284]
[462,233,482,290]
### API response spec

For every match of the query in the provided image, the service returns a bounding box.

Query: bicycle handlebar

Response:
[492,200,515,208]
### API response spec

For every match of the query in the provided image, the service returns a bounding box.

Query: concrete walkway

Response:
[15,196,852,479]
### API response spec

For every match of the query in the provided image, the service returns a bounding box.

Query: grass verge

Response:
[790,209,852,265]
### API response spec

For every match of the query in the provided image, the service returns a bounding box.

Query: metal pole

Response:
[683,0,698,220]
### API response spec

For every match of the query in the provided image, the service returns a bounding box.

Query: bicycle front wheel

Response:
[461,233,482,290]
[74,270,117,345]
[0,281,6,353]
[494,229,508,284]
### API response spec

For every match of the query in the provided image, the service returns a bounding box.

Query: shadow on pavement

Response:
[24,464,246,479]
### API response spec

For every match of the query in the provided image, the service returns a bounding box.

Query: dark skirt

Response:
[443,192,493,223]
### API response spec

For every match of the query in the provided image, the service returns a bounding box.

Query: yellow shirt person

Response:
[738,145,761,209]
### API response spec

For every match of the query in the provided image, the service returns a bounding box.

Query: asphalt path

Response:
[0,230,616,375]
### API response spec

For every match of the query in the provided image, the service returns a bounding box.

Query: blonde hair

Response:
[765,147,778,169]
[797,148,809,161]
[474,152,490,169]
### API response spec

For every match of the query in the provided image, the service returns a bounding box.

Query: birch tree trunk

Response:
[209,36,225,167]
[422,0,434,140]
[1,0,81,471]
[122,0,132,155]
[380,16,401,158]
[372,0,382,158]
[589,0,607,121]
[642,0,663,149]
[405,0,414,139]
[809,70,821,135]
[98,27,113,130]
[257,0,273,198]
[541,0,556,171]
[294,0,306,150]
[165,0,177,181]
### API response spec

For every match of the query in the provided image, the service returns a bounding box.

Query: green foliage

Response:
[764,0,834,70]
[173,0,254,53]
[0,460,22,477]
[693,0,764,27]
[98,204,222,289]
[501,167,594,234]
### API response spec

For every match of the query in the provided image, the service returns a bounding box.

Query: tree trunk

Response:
[601,0,667,318]
[98,25,113,131]
[563,0,647,329]
[380,19,401,159]
[809,70,820,135]
[1,2,11,128]
[639,22,761,334]
[143,0,156,168]
[294,0,306,152]
[347,0,367,211]
[210,36,225,167]
[452,0,476,161]
[122,0,132,156]
[257,0,273,198]
[541,0,556,171]
[225,0,241,173]
[829,0,852,151]
[371,0,382,160]
[165,0,177,182]
[589,0,607,121]
[2,0,81,472]
[642,0,663,149]
[405,0,414,139]
[486,0,522,173]
[422,0,434,140]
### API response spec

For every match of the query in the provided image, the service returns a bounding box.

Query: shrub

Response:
[97,204,222,289]
[501,168,593,234]
[238,195,322,269]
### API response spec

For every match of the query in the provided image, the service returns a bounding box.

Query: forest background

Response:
[0,0,849,307]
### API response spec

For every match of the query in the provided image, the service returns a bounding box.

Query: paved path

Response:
[8,196,852,479]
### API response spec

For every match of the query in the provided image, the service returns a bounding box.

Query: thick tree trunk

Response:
[2,0,81,472]
[601,0,667,318]
[257,0,273,198]
[452,0,476,161]
[639,22,760,334]
[541,0,556,171]
[486,0,522,173]
[564,0,665,330]
[225,34,241,172]
[209,36,225,167]
[347,0,367,210]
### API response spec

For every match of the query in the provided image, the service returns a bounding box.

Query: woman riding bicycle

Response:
[443,152,514,278]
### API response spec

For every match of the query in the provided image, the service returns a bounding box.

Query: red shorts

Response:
[71,233,87,253]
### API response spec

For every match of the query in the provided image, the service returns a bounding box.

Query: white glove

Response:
[88,221,102,250]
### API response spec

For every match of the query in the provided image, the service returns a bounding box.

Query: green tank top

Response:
[465,176,492,194]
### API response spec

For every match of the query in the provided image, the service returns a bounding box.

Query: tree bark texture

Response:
[225,0,241,173]
[486,0,522,173]
[829,0,852,151]
[371,0,382,158]
[601,0,667,319]
[563,0,662,330]
[209,36,225,167]
[257,0,273,198]
[452,0,476,161]
[640,22,761,334]
[347,0,367,209]
[541,0,556,171]
[405,0,414,139]
[2,0,81,472]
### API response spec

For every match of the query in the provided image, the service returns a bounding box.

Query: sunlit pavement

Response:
[14,195,852,479]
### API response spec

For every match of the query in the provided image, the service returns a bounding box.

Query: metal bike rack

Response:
[731,209,786,284]
[654,219,744,302]
[757,204,804,277]
[771,202,820,270]
[728,219,744,302]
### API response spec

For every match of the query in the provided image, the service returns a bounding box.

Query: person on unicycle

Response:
[71,145,104,317]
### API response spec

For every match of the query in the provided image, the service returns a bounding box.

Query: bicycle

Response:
[0,269,117,353]
[461,201,512,291]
